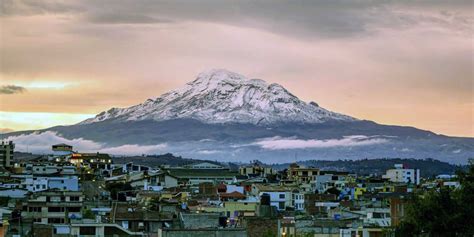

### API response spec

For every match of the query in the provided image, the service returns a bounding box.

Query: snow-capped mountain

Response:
[80,69,355,125]
[5,69,473,164]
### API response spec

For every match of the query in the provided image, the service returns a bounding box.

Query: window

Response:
[28,207,41,212]
[48,207,65,212]
[48,218,65,224]
[70,196,80,201]
[279,194,285,199]
[68,207,81,212]
[278,202,285,210]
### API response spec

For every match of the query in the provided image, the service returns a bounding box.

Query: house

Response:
[382,164,420,185]
[239,162,275,178]
[112,203,174,233]
[304,193,337,215]
[70,153,112,171]
[23,176,79,192]
[29,164,77,175]
[251,184,293,211]
[292,191,305,211]
[128,172,179,191]
[287,163,320,184]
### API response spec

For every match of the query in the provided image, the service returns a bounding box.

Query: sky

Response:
[0,0,473,137]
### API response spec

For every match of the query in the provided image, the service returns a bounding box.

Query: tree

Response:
[396,160,474,236]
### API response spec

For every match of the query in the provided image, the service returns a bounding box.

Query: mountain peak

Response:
[80,69,356,125]
[196,68,246,82]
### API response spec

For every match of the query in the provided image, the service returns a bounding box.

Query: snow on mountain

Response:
[80,69,356,125]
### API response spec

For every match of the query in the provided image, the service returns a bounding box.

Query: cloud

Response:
[253,135,390,150]
[0,0,472,137]
[0,85,26,94]
[2,1,471,37]
[0,128,15,134]
[197,149,221,155]
[4,131,167,155]
[87,13,172,24]
[0,0,84,16]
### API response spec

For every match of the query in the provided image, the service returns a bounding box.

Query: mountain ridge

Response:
[4,69,473,164]
[80,69,355,125]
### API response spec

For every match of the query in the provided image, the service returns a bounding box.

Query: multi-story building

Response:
[29,164,77,175]
[0,141,14,169]
[287,163,320,184]
[22,190,84,225]
[382,164,420,185]
[239,162,275,178]
[292,191,305,211]
[251,184,293,211]
[23,176,79,192]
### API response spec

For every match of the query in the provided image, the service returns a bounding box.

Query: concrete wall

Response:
[160,229,247,237]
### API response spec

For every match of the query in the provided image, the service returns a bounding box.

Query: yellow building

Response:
[288,163,320,183]
[354,187,367,200]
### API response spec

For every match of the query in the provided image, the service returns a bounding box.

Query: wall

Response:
[161,229,247,237]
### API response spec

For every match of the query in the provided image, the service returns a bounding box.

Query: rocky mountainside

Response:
[80,69,355,125]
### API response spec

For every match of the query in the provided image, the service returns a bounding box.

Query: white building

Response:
[292,191,305,211]
[24,176,79,192]
[251,184,293,211]
[382,164,420,185]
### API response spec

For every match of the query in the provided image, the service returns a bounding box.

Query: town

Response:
[0,141,469,237]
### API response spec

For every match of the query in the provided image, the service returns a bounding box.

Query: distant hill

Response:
[272,158,466,178]
[111,153,225,168]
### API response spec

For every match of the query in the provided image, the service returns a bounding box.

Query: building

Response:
[0,141,14,169]
[251,184,293,211]
[239,162,275,178]
[167,168,238,185]
[304,193,337,216]
[22,190,84,225]
[52,143,73,156]
[183,162,226,170]
[23,176,79,192]
[127,172,179,191]
[382,164,420,185]
[70,153,112,174]
[292,191,305,211]
[288,163,320,184]
[29,164,77,175]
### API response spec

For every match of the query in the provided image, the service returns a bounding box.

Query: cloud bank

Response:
[0,85,26,94]
[5,131,167,156]
[253,135,390,150]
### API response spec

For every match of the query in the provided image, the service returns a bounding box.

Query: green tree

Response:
[396,160,474,236]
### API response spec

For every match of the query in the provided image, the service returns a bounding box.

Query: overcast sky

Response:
[1,0,473,137]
